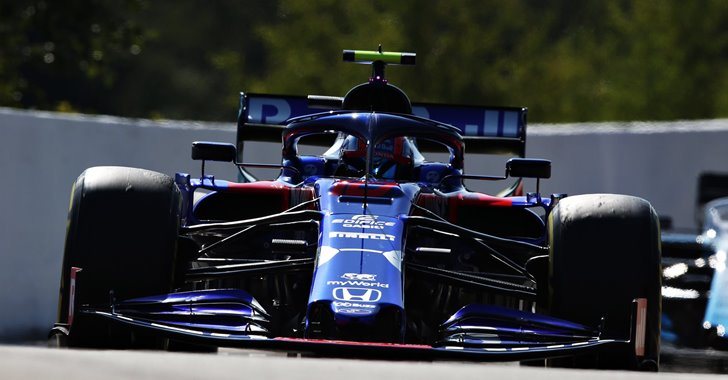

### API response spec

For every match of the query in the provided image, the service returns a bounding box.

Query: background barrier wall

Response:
[2,107,727,340]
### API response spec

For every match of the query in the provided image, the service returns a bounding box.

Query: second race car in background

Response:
[662,173,728,349]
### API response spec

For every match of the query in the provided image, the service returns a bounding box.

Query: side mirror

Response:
[191,141,237,162]
[506,158,551,179]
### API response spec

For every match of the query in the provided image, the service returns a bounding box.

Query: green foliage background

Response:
[1,0,726,123]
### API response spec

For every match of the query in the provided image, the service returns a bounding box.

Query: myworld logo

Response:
[327,280,389,288]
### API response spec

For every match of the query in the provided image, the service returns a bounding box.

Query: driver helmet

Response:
[339,135,413,179]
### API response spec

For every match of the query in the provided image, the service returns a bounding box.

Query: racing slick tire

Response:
[56,166,181,348]
[547,194,661,371]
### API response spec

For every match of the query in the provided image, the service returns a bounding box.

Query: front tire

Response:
[56,166,182,348]
[548,194,661,370]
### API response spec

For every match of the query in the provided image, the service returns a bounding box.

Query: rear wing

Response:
[236,93,527,161]
[411,102,526,157]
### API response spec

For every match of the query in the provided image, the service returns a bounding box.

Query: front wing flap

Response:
[77,307,631,361]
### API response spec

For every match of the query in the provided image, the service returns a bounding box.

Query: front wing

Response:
[72,304,637,362]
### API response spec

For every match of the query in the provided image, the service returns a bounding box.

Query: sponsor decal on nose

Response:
[332,287,382,302]
[329,231,395,241]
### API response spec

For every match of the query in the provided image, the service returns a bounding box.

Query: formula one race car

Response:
[661,173,728,349]
[50,49,661,371]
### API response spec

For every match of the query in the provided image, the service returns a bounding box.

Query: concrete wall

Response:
[1,107,727,341]
[528,120,728,229]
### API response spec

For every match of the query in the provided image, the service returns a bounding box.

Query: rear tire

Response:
[56,166,181,348]
[548,194,661,370]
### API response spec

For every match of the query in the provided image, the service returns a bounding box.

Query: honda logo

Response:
[332,287,382,302]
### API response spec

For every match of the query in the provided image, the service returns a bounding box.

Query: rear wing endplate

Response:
[236,93,527,161]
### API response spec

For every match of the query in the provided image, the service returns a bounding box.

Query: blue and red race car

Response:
[51,49,662,371]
